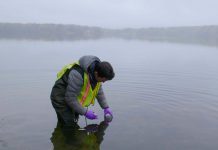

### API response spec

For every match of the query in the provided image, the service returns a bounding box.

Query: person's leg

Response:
[55,111,65,124]
[56,107,79,126]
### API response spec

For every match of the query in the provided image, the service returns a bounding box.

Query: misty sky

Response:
[1,0,218,28]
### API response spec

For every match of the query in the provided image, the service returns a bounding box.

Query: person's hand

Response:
[85,110,98,120]
[104,107,113,116]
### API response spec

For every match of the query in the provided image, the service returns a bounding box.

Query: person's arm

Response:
[64,70,87,115]
[96,85,109,109]
[97,85,113,122]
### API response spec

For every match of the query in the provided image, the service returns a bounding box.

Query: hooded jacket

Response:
[50,55,109,115]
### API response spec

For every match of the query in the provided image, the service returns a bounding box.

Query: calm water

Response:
[0,40,218,150]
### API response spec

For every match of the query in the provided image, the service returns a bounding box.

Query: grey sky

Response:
[1,0,218,28]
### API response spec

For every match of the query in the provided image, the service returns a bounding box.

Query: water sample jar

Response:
[104,114,113,122]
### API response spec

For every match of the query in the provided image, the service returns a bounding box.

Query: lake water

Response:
[0,39,218,150]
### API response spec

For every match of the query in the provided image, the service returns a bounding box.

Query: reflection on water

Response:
[50,121,109,150]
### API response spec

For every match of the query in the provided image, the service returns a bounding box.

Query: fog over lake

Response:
[1,0,218,28]
[0,39,218,150]
[1,0,218,149]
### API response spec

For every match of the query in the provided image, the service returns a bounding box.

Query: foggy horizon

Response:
[1,0,218,29]
[1,22,218,30]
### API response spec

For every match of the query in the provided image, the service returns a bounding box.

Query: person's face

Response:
[94,72,108,83]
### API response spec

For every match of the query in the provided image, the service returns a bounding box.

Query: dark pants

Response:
[54,106,79,126]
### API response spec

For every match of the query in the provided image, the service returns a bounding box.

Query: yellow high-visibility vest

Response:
[57,62,101,107]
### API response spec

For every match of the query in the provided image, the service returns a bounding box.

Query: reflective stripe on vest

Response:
[78,73,101,107]
[56,62,101,107]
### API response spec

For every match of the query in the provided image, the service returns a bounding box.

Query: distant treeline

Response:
[0,23,218,46]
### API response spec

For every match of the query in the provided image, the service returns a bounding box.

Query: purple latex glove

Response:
[85,110,98,120]
[104,107,113,116]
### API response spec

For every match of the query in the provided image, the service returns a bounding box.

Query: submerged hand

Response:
[85,110,98,120]
[85,124,98,132]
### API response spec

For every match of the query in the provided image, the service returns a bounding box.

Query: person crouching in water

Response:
[50,55,115,126]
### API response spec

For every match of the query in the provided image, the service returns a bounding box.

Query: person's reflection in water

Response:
[50,121,109,150]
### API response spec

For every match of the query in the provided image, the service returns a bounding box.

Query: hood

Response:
[79,55,100,72]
